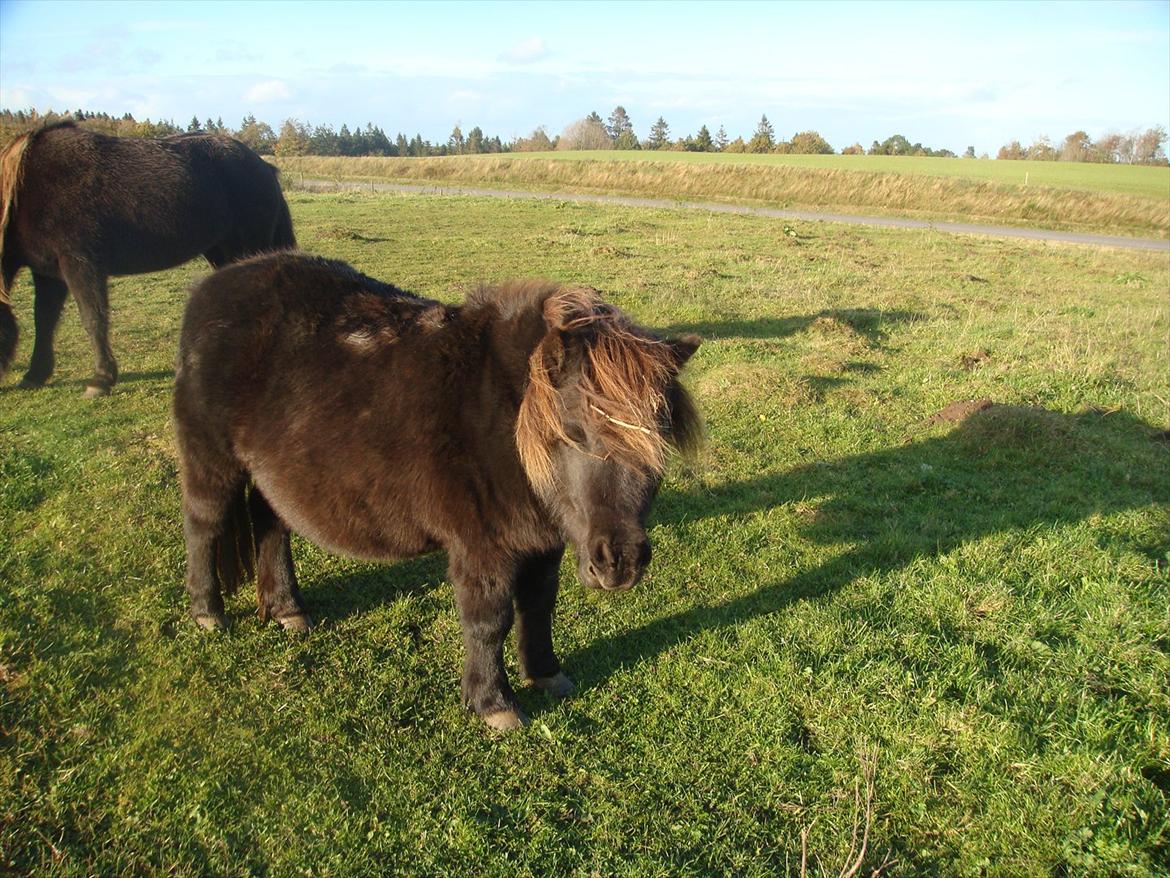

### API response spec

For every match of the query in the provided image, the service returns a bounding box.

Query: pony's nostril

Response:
[590,537,616,571]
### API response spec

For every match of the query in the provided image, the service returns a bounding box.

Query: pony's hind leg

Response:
[175,405,257,631]
[514,549,574,698]
[249,489,312,631]
[19,273,69,388]
[180,467,245,631]
[60,259,117,396]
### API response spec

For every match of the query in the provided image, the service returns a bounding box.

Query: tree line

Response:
[996,128,1167,165]
[1,107,1166,165]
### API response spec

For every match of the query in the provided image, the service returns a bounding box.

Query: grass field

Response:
[2,192,1168,876]
[275,153,1170,240]
[526,151,1170,200]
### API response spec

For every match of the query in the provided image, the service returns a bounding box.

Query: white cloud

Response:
[500,36,549,64]
[244,79,292,103]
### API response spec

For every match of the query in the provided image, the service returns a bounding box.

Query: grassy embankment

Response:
[1,191,1168,875]
[275,152,1170,239]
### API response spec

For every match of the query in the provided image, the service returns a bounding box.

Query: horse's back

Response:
[11,123,291,275]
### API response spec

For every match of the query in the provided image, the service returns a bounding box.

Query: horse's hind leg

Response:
[61,260,117,396]
[19,273,69,388]
[514,549,574,698]
[249,489,312,631]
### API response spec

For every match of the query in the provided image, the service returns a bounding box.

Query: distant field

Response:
[2,191,1167,876]
[534,150,1170,199]
[276,154,1170,239]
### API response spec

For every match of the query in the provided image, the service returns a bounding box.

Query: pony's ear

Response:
[669,333,701,368]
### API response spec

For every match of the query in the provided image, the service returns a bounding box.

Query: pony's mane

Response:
[515,285,702,492]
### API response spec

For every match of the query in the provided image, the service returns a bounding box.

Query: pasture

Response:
[1,191,1168,876]
[516,150,1170,199]
[275,154,1170,240]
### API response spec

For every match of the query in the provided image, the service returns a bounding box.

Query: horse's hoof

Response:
[528,672,576,699]
[192,612,228,631]
[83,383,111,398]
[277,613,314,633]
[18,377,46,389]
[483,709,528,733]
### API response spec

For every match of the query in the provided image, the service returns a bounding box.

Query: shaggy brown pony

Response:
[0,121,295,396]
[174,252,701,731]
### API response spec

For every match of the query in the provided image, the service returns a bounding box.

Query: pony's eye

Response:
[564,424,587,445]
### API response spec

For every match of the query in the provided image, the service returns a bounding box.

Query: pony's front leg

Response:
[450,551,524,732]
[514,549,575,698]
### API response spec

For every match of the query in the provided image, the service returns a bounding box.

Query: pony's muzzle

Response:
[580,534,651,591]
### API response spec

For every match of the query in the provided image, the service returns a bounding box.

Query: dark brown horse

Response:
[173,252,701,731]
[0,121,295,395]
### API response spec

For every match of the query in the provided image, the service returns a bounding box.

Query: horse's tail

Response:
[273,193,297,250]
[0,293,16,376]
[268,165,297,250]
[215,482,257,597]
[0,131,32,374]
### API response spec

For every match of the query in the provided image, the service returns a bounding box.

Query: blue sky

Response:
[1,0,1167,154]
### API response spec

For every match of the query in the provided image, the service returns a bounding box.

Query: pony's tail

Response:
[0,131,32,376]
[215,482,256,597]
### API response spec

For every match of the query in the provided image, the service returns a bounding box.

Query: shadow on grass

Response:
[116,369,175,385]
[567,405,1170,687]
[304,553,448,623]
[665,307,922,345]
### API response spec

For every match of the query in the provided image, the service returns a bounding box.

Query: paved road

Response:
[298,178,1170,253]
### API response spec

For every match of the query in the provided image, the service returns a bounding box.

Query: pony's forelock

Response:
[516,285,702,492]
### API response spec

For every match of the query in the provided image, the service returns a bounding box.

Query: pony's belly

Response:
[250,467,439,563]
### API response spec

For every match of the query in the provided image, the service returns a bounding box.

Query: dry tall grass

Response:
[275,155,1169,238]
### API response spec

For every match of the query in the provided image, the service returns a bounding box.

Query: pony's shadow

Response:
[566,405,1169,688]
[303,553,448,623]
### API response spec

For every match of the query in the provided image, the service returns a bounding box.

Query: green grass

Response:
[275,155,1170,241]
[525,150,1170,200]
[2,192,1168,876]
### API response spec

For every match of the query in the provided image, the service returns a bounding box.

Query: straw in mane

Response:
[516,285,702,492]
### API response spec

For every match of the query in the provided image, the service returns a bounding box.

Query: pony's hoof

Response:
[483,709,528,733]
[18,377,47,389]
[192,612,228,631]
[277,613,314,633]
[83,383,111,398]
[528,672,576,699]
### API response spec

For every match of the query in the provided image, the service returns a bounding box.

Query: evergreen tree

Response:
[748,115,775,153]
[606,106,633,141]
[466,126,484,154]
[695,125,714,152]
[647,116,670,150]
[715,125,728,151]
[615,129,640,150]
[187,115,201,132]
